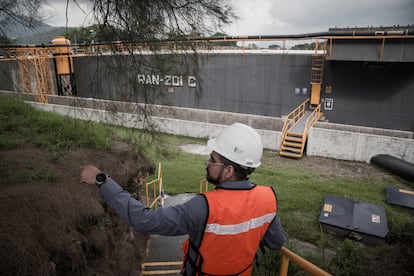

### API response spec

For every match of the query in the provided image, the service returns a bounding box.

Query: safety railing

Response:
[140,247,331,276]
[199,179,210,193]
[145,162,164,209]
[296,103,322,154]
[304,103,322,137]
[279,246,332,276]
[279,98,309,149]
[140,261,182,275]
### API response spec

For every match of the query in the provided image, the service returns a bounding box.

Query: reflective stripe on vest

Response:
[205,212,276,235]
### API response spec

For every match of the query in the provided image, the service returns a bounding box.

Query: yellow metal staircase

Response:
[279,99,322,158]
[281,130,306,158]
[279,40,325,159]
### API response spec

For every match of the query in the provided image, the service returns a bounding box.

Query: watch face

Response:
[96,173,107,183]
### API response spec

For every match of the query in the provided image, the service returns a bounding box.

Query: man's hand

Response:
[80,164,102,185]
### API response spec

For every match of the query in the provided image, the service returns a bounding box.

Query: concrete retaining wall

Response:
[308,128,414,163]
[315,121,413,139]
[27,100,413,164]
[26,102,281,151]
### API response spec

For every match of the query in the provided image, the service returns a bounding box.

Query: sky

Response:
[40,0,414,36]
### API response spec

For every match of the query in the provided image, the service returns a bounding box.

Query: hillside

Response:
[2,22,72,44]
[17,26,71,44]
[0,96,152,275]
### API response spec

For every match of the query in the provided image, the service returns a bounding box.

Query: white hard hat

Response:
[207,123,263,168]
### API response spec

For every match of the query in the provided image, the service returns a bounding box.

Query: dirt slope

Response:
[0,141,153,276]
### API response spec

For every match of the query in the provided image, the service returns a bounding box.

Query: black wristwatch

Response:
[95,173,108,187]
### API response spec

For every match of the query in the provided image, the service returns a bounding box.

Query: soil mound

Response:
[0,141,153,275]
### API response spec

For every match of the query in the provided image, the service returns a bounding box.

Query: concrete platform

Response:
[144,193,196,263]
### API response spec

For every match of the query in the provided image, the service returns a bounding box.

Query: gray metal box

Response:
[319,195,389,245]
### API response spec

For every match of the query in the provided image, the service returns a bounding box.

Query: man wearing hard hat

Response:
[80,123,285,275]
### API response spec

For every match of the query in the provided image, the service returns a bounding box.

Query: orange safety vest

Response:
[183,185,277,275]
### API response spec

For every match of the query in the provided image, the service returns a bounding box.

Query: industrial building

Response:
[0,25,413,160]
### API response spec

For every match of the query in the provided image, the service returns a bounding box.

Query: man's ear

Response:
[223,165,235,180]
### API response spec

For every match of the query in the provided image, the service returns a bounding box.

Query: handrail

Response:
[140,246,332,275]
[145,162,163,209]
[279,247,332,276]
[1,28,412,52]
[280,98,309,149]
[140,261,182,275]
[305,104,322,136]
[199,179,209,193]
[298,104,322,154]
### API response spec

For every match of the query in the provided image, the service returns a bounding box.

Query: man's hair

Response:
[218,154,255,181]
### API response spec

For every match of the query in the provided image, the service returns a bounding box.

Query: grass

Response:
[112,114,414,250]
[0,95,112,151]
[0,95,112,185]
[1,95,413,274]
[114,126,208,194]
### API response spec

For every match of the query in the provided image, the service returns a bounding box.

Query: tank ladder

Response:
[310,39,326,107]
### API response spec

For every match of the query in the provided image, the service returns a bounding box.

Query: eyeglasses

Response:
[205,160,226,167]
[205,154,226,167]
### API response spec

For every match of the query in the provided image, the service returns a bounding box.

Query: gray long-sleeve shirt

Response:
[99,177,286,273]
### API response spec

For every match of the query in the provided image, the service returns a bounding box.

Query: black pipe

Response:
[1,26,413,49]
[185,27,414,41]
[371,154,414,182]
